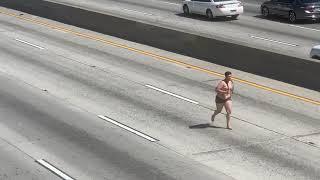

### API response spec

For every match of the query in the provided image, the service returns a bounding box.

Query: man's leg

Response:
[211,103,224,124]
[225,100,232,129]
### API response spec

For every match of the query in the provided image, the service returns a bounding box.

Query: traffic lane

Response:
[40,0,320,58]
[77,0,320,29]
[1,38,320,180]
[0,72,232,180]
[4,5,318,94]
[1,10,319,125]
[194,138,320,180]
[0,138,60,179]
[0,36,283,151]
[162,0,320,29]
[0,21,318,154]
[0,15,216,106]
[0,14,318,139]
[219,15,320,43]
[1,16,320,180]
[2,0,319,66]
[133,0,320,41]
[51,0,180,13]
[115,0,261,16]
[2,8,319,106]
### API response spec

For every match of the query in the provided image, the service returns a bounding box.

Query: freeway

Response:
[0,18,231,180]
[43,0,320,60]
[0,7,319,180]
[0,76,232,180]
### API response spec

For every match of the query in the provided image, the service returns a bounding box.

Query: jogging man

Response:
[211,71,234,130]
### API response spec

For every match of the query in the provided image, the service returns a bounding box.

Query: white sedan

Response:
[182,0,243,19]
[310,45,320,60]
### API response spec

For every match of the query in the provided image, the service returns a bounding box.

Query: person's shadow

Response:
[189,123,224,129]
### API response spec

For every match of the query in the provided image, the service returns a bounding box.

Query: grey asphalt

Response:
[0,49,232,180]
[0,138,60,179]
[36,0,320,65]
[0,8,319,180]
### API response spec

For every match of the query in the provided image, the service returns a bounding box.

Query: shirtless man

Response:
[211,71,234,130]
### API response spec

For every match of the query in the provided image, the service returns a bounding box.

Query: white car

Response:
[182,0,244,20]
[310,45,320,60]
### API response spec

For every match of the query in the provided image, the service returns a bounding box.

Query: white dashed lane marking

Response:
[122,8,154,16]
[36,159,75,180]
[15,38,45,49]
[250,35,299,47]
[161,1,180,6]
[98,115,159,142]
[145,84,199,105]
[289,25,320,32]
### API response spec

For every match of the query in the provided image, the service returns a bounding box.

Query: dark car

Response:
[261,0,320,23]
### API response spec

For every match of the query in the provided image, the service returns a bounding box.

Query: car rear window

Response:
[301,0,320,3]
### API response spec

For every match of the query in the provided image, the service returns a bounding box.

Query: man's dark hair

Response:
[225,71,232,77]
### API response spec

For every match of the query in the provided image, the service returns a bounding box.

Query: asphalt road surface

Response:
[0,6,319,180]
[0,39,231,180]
[46,0,320,60]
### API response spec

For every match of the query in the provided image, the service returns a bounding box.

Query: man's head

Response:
[225,71,232,81]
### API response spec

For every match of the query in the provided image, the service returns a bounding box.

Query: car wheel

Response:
[231,14,239,20]
[261,6,269,17]
[183,5,190,15]
[289,11,296,23]
[206,9,213,20]
[312,55,320,60]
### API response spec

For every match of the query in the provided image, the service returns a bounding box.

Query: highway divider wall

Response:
[1,0,319,91]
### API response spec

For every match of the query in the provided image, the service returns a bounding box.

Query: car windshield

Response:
[300,0,320,3]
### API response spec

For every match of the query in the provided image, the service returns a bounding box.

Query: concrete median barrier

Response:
[1,0,319,91]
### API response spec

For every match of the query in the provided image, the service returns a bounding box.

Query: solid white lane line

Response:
[145,84,199,105]
[250,35,298,47]
[122,8,154,16]
[36,159,74,180]
[98,115,159,142]
[289,25,320,32]
[15,38,45,49]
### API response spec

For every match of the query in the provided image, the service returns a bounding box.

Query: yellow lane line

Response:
[1,10,319,106]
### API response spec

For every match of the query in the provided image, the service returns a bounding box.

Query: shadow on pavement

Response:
[253,14,320,24]
[189,123,224,129]
[176,13,238,22]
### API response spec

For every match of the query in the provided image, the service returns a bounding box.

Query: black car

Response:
[261,0,320,23]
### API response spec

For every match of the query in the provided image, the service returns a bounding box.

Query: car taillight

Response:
[216,4,225,8]
[301,5,315,9]
[304,6,315,12]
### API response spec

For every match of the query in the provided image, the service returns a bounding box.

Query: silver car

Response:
[182,0,244,19]
[310,45,320,60]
